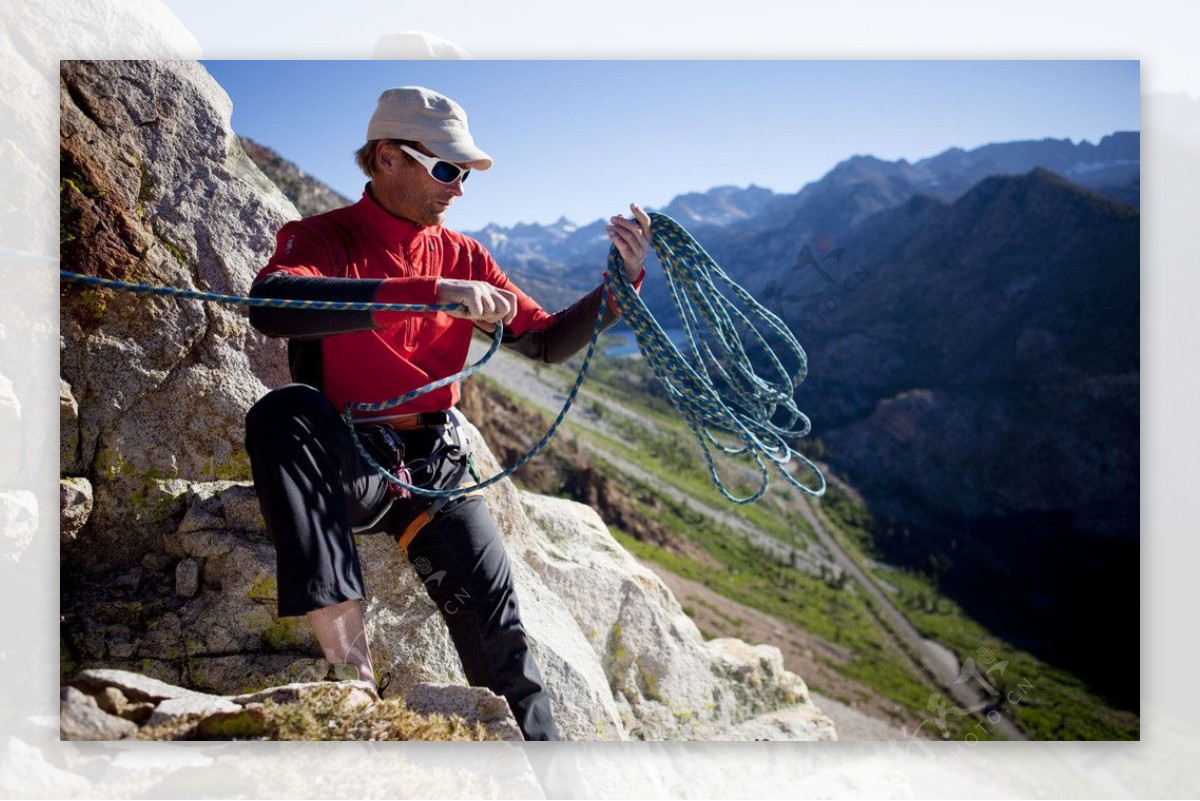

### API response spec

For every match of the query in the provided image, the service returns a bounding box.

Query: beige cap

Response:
[366,86,492,170]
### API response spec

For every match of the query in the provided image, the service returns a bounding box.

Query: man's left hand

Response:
[607,203,652,280]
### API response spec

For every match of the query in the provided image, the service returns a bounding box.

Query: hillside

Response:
[809,172,1137,709]
[238,137,353,217]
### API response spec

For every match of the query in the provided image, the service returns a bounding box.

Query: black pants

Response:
[244,384,560,740]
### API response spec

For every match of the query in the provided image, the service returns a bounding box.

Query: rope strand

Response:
[59,212,825,503]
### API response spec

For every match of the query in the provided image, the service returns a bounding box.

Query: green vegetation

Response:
[205,449,253,481]
[586,455,971,739]
[262,616,314,652]
[61,177,106,199]
[135,684,496,741]
[152,224,189,268]
[247,575,278,604]
[576,420,812,549]
[59,167,106,245]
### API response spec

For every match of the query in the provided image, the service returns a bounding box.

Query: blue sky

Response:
[201,60,1140,232]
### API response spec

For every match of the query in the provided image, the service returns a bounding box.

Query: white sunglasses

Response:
[398,144,470,185]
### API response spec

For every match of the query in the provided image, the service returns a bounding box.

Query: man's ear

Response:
[377,141,397,172]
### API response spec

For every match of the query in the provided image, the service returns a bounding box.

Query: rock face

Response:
[58,58,835,741]
[59,59,293,567]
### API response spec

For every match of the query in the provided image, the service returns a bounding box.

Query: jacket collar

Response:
[357,183,440,241]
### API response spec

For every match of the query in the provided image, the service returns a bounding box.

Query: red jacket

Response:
[251,189,639,414]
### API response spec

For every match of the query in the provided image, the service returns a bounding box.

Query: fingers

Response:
[607,202,651,279]
[630,202,652,236]
[437,279,517,325]
[608,203,649,238]
[498,287,518,325]
[466,286,515,324]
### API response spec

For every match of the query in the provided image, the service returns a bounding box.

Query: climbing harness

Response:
[352,409,482,545]
[59,212,825,504]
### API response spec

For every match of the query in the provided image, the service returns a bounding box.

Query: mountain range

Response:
[457,132,1138,306]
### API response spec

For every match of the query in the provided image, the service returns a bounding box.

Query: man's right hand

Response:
[435,279,518,328]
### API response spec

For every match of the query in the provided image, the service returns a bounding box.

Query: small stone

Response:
[219,484,265,532]
[173,527,242,559]
[147,693,241,726]
[177,505,225,536]
[60,686,138,740]
[104,624,139,658]
[94,686,128,715]
[108,639,139,659]
[112,567,143,595]
[404,683,523,741]
[94,686,154,724]
[59,477,94,543]
[176,557,200,597]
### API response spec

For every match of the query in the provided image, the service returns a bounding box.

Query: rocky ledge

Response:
[61,668,522,742]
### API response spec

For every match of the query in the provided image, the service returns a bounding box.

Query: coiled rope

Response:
[59,212,824,503]
[607,213,825,503]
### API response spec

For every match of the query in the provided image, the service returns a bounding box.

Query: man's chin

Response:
[415,211,447,228]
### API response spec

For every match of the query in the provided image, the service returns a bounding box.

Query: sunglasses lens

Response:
[431,161,468,184]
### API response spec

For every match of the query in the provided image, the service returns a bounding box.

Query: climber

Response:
[242,85,651,741]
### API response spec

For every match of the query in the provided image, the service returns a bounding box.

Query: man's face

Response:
[373,141,467,228]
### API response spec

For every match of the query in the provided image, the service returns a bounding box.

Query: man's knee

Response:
[246,383,331,443]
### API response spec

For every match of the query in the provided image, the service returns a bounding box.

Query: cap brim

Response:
[425,140,493,171]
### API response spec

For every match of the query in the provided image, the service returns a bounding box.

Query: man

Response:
[243,86,650,741]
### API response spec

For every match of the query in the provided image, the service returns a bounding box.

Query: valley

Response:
[461,336,1138,740]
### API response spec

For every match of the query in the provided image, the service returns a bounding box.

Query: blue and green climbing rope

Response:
[60,212,825,503]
